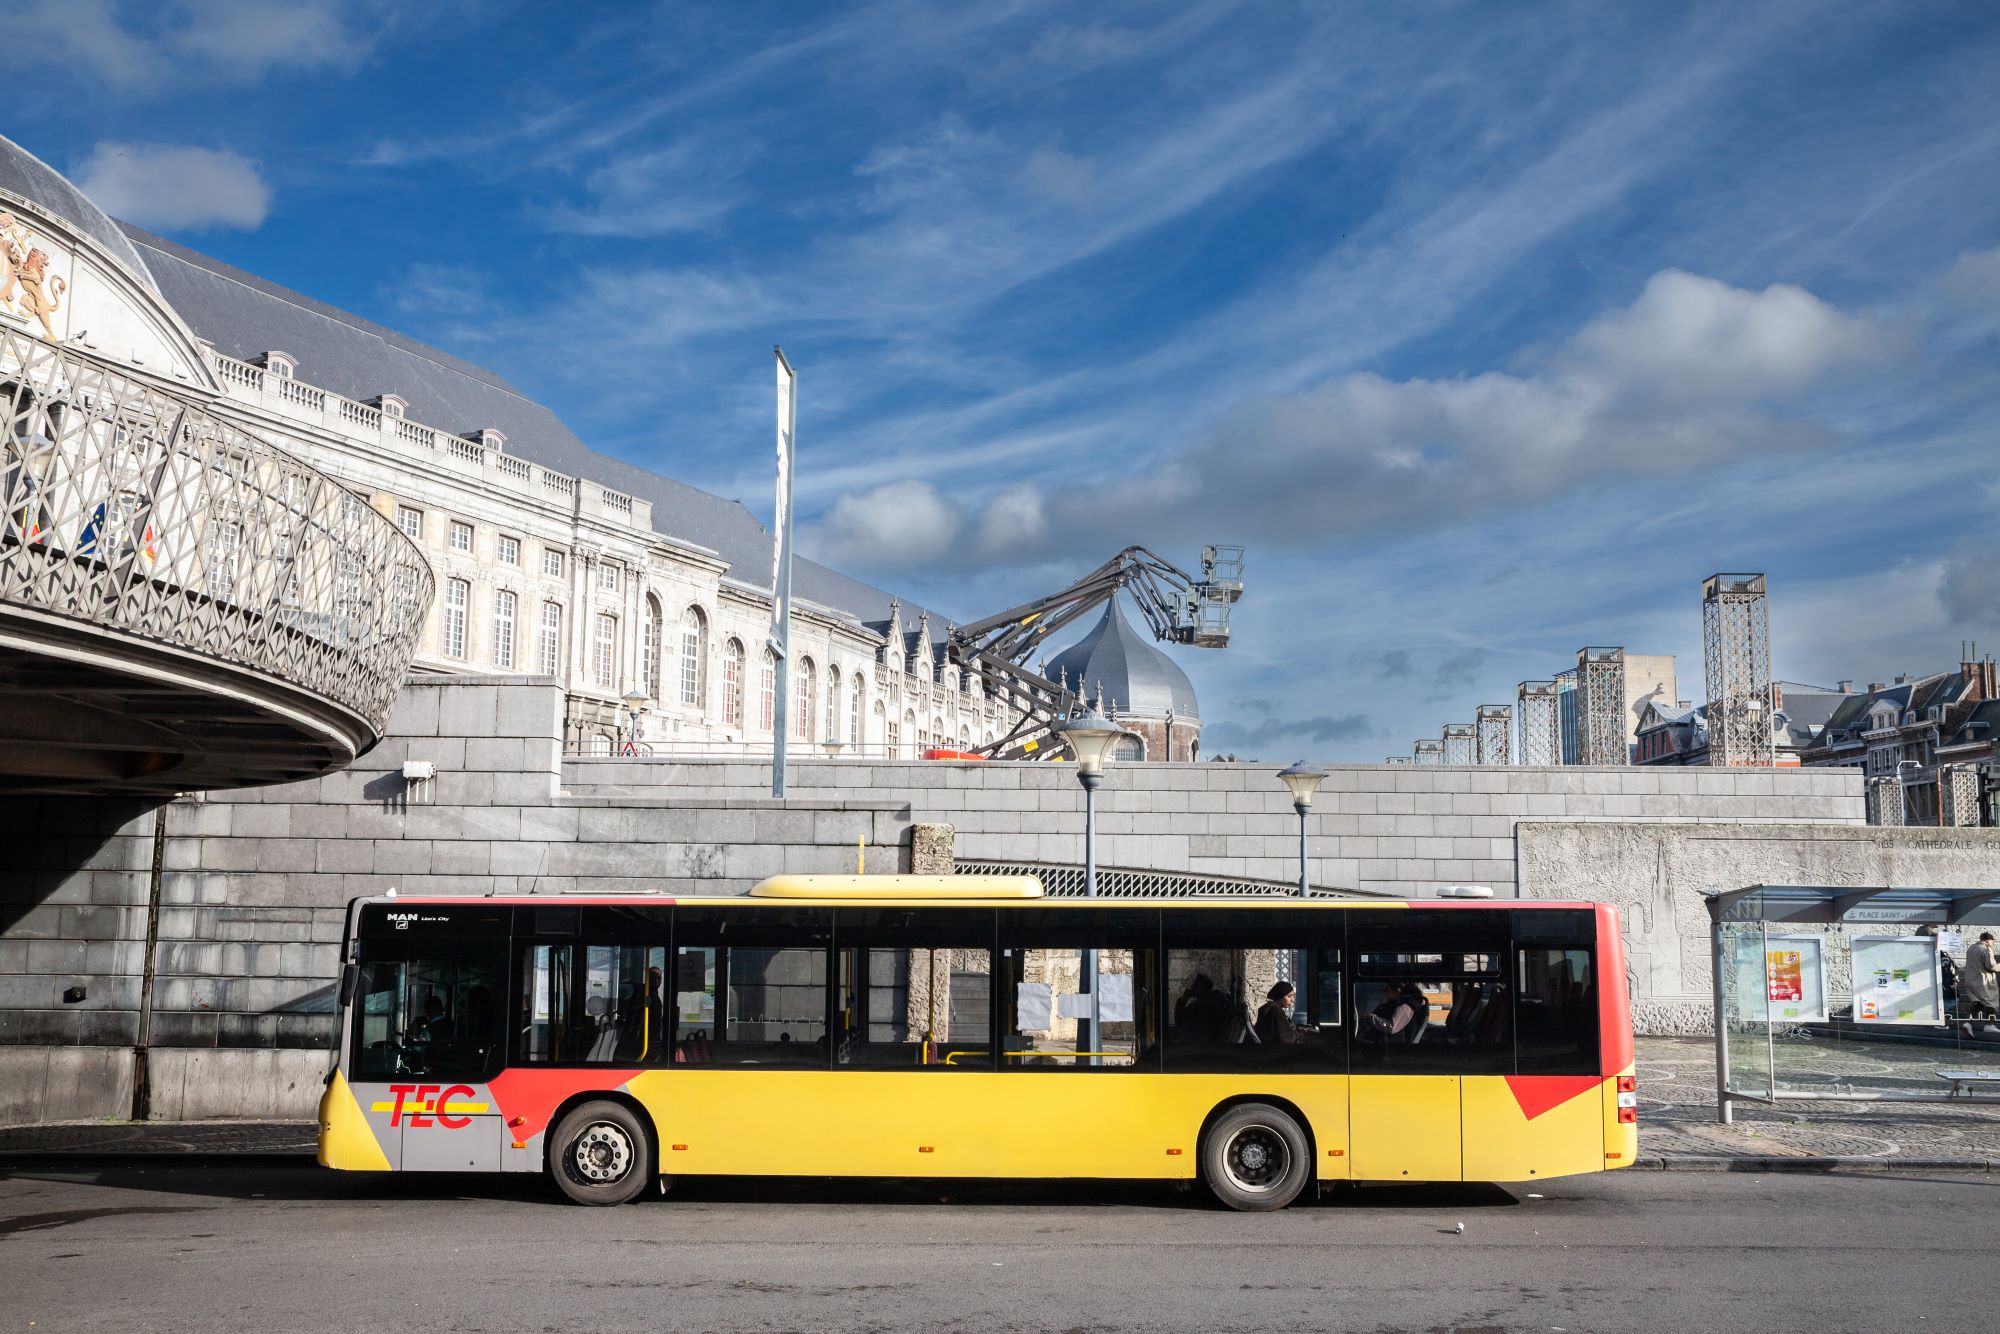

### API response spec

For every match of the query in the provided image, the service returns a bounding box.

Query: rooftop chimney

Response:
[1838,680,1854,693]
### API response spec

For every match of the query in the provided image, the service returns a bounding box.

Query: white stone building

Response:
[0,135,1024,757]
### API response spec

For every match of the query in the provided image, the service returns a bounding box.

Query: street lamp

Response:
[621,688,648,757]
[823,737,846,759]
[1056,710,1121,1066]
[1276,762,1327,898]
[1897,759,1923,825]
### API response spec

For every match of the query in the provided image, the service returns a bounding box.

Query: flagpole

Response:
[770,346,797,799]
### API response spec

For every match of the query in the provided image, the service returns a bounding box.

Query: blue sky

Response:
[13,0,2000,760]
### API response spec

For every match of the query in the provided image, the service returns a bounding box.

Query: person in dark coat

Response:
[1255,982,1301,1045]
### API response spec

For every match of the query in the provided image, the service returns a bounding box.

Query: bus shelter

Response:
[1706,884,2000,1123]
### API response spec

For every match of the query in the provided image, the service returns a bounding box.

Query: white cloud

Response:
[73,143,272,231]
[10,0,378,91]
[811,268,1888,573]
[165,0,372,78]
[1940,546,2000,626]
[1944,247,2000,311]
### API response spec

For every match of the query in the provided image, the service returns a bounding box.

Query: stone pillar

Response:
[905,822,957,1040]
[1867,777,1905,826]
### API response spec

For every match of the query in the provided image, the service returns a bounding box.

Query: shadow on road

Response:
[1,1160,1532,1214]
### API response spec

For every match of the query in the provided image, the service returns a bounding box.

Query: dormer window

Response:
[369,394,407,419]
[257,351,297,379]
[477,427,507,451]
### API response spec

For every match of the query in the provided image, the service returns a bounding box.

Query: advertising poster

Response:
[1851,936,1943,1026]
[1730,934,1829,1022]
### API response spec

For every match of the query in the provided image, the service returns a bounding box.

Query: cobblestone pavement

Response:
[1637,1034,2000,1162]
[5,1037,1999,1165]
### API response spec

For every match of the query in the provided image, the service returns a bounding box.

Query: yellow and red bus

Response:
[318,876,1635,1209]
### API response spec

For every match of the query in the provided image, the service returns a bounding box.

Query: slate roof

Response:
[0,137,157,293]
[118,223,946,645]
[1045,596,1199,719]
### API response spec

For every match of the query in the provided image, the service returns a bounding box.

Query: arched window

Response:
[592,613,617,688]
[492,589,516,670]
[1190,739,1200,763]
[538,602,562,676]
[903,710,917,759]
[958,725,970,749]
[643,596,664,702]
[932,716,944,745]
[879,702,894,756]
[795,657,815,742]
[680,605,707,708]
[850,674,863,744]
[722,638,745,727]
[1114,734,1145,762]
[759,648,777,733]
[826,667,841,743]
[442,578,468,659]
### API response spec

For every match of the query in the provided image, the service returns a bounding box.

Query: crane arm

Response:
[942,544,1243,760]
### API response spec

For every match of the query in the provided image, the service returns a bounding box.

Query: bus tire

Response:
[549,1101,651,1206]
[1201,1103,1310,1212]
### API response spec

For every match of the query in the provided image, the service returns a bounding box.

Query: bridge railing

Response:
[0,328,433,731]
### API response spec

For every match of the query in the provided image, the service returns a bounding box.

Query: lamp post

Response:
[621,688,648,757]
[1277,762,1327,898]
[1897,759,1923,825]
[1056,711,1121,1066]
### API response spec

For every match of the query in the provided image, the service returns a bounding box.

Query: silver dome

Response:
[1046,597,1200,720]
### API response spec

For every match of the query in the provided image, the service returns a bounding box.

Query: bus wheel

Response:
[550,1101,651,1206]
[1202,1103,1310,1212]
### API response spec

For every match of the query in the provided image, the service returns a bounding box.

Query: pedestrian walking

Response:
[1960,931,2000,1037]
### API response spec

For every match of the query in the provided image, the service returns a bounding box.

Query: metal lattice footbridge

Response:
[0,327,432,793]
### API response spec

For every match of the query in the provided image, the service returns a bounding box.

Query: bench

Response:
[1936,1070,2000,1096]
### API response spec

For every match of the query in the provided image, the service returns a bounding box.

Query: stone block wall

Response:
[0,676,913,1124]
[1517,822,2000,1032]
[566,757,1867,899]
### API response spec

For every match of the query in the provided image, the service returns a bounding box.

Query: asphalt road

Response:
[1,1162,1994,1333]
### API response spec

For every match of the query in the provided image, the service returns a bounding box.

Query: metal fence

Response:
[0,328,433,730]
[956,860,1374,900]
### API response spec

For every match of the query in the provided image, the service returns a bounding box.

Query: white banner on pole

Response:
[770,347,796,797]
[772,349,796,619]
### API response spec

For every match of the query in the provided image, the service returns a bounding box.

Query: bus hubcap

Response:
[1225,1127,1288,1192]
[572,1124,632,1184]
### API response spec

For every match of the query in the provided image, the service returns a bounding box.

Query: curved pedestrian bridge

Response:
[0,326,430,794]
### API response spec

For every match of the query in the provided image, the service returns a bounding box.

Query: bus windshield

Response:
[351,937,503,1083]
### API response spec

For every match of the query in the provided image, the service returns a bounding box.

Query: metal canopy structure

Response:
[1706,883,2000,928]
[1704,883,2000,1121]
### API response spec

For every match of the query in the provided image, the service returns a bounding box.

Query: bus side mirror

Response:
[338,963,359,1007]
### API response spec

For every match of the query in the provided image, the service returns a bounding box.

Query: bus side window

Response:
[830,908,997,1070]
[997,909,1159,1071]
[1516,947,1597,1074]
[1161,943,1343,1073]
[1349,908,1511,1075]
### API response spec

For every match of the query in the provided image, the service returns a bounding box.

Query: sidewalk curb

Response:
[0,1150,314,1168]
[1633,1154,1996,1173]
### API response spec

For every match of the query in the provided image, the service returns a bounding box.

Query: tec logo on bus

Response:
[371,1085,489,1128]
